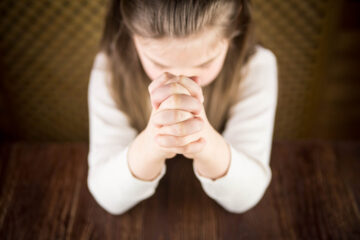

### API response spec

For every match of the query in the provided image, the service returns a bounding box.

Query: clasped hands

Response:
[148,72,215,160]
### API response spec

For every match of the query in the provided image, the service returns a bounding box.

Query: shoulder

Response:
[92,51,111,72]
[88,51,114,105]
[242,45,278,75]
[233,45,278,104]
[89,51,112,89]
[239,45,278,90]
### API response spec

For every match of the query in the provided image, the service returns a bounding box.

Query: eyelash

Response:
[198,62,213,68]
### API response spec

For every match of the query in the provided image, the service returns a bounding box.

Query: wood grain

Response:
[0,140,359,239]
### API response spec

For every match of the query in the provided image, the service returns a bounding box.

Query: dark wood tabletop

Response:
[0,140,359,239]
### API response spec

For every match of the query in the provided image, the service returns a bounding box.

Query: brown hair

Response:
[98,0,258,134]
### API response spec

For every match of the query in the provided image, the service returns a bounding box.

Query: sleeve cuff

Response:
[88,144,167,199]
[192,143,271,197]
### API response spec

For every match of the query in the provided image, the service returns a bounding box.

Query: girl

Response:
[87,0,278,215]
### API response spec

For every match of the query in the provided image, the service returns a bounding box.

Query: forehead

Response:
[133,29,227,59]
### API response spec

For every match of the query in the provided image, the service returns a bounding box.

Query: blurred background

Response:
[0,0,359,142]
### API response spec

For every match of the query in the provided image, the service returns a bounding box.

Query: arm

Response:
[87,53,167,215]
[192,46,278,213]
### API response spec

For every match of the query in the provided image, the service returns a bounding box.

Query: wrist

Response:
[193,129,231,180]
[127,131,166,181]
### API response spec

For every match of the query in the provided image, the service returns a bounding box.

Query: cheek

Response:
[139,59,161,81]
[198,61,225,87]
[136,49,162,81]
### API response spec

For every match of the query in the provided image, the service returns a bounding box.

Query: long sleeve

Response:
[87,52,167,215]
[192,45,278,213]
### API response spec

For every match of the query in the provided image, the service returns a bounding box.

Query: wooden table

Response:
[0,140,359,239]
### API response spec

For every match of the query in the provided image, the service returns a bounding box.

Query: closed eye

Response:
[198,61,213,68]
[153,59,213,69]
[148,50,220,69]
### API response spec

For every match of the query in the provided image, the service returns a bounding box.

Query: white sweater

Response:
[87,45,278,215]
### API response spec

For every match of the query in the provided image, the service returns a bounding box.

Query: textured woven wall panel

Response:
[0,0,336,141]
[252,0,333,139]
[0,0,107,141]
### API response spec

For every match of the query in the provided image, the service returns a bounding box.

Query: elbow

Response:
[87,171,133,216]
[222,175,272,214]
[223,189,268,214]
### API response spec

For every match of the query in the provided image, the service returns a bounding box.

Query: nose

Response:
[166,71,199,84]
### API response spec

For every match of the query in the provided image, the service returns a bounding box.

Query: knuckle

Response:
[159,135,170,146]
[149,91,157,103]
[170,135,179,146]
[155,135,163,145]
[152,113,159,125]
[170,82,178,90]
[174,110,183,121]
[195,117,204,130]
[166,137,174,146]
[178,136,187,146]
[183,138,199,154]
[161,110,170,122]
[171,94,180,107]
[194,99,202,113]
[176,123,185,136]
[185,121,195,134]
[152,87,161,98]
[151,118,159,127]
[182,144,190,153]
[189,117,202,132]
[171,110,178,122]
[155,110,166,124]
[171,83,181,94]
[169,127,177,136]
[171,135,183,146]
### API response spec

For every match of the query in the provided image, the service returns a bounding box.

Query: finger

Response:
[157,137,206,155]
[189,76,200,85]
[176,75,204,103]
[155,132,202,148]
[157,115,203,137]
[157,94,202,115]
[152,109,193,127]
[151,82,191,109]
[182,137,206,155]
[148,72,177,94]
[164,76,180,85]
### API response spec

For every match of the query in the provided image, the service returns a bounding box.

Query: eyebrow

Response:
[144,50,221,68]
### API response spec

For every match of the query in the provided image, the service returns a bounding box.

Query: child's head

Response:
[100,0,257,133]
[125,0,245,87]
